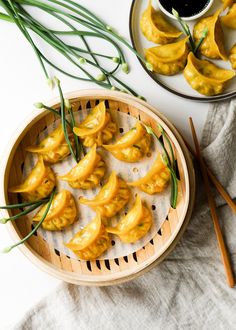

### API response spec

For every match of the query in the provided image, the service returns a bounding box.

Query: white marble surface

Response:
[0,0,209,328]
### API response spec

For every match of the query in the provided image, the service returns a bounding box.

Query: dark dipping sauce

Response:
[159,0,210,17]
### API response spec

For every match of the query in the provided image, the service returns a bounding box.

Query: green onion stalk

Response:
[34,77,83,161]
[64,98,84,159]
[16,4,121,77]
[34,102,72,128]
[20,1,144,96]
[0,197,49,210]
[15,7,119,86]
[55,76,78,162]
[194,28,208,54]
[1,189,56,253]
[0,5,112,89]
[18,0,151,70]
[22,3,136,92]
[0,201,46,224]
[0,0,150,97]
[62,0,152,70]
[0,0,51,86]
[172,8,208,56]
[145,125,179,209]
[157,124,176,173]
[18,2,123,69]
[0,197,50,223]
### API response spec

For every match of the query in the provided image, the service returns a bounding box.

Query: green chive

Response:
[1,0,50,81]
[121,62,129,74]
[145,124,178,209]
[158,124,176,172]
[34,103,72,128]
[0,201,43,224]
[172,8,195,52]
[54,77,77,162]
[64,98,82,160]
[96,73,106,81]
[137,95,146,101]
[194,28,208,54]
[0,197,49,210]
[146,62,153,72]
[0,0,145,97]
[2,188,55,253]
[112,57,120,63]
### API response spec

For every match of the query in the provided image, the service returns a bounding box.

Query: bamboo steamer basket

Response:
[0,90,195,286]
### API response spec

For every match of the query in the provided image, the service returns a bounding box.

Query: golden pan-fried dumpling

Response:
[229,44,236,69]
[145,37,189,76]
[106,195,153,243]
[73,101,116,147]
[193,9,227,60]
[221,4,236,29]
[184,52,235,96]
[58,144,106,189]
[221,0,234,9]
[140,0,182,44]
[79,172,131,218]
[128,154,170,195]
[9,156,56,201]
[26,124,75,164]
[65,213,110,260]
[33,190,77,231]
[103,122,151,162]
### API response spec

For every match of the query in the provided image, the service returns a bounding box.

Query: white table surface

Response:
[0,0,209,328]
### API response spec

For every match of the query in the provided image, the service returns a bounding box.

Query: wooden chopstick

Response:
[189,117,235,288]
[182,135,236,215]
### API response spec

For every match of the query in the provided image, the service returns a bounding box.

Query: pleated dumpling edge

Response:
[184,52,235,96]
[140,0,182,44]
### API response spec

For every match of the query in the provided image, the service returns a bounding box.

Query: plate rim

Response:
[129,0,236,103]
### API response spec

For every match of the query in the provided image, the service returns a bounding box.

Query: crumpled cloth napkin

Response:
[13,100,236,330]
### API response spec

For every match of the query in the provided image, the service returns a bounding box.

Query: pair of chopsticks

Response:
[188,118,235,288]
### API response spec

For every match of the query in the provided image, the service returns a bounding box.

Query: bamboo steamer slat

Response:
[0,90,195,286]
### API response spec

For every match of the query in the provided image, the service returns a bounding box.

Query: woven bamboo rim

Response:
[0,90,195,286]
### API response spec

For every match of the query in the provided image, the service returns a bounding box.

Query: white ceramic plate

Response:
[129,0,236,102]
